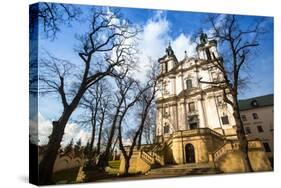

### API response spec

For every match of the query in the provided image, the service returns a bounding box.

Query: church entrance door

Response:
[185,143,195,163]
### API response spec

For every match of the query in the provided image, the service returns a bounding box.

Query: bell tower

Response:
[158,42,178,74]
[196,32,219,61]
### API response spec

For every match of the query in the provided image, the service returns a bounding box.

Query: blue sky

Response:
[34,3,273,145]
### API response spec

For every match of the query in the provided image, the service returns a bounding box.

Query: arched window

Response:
[164,123,169,134]
[205,48,211,60]
[186,79,192,90]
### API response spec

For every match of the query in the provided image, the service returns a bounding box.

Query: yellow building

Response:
[119,33,272,176]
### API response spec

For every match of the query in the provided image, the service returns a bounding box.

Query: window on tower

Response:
[211,72,218,82]
[221,116,229,125]
[164,123,170,134]
[205,48,212,60]
[188,102,195,112]
[216,95,224,106]
[186,79,192,90]
[165,62,168,73]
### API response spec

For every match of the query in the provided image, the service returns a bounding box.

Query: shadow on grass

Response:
[52,167,80,184]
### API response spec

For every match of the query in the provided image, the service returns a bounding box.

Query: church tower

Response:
[196,32,220,61]
[159,42,178,74]
[155,33,236,143]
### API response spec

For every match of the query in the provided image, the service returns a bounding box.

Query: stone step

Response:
[146,163,221,176]
[164,163,213,169]
[147,167,220,176]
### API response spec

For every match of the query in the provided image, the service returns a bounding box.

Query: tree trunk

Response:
[100,122,116,166]
[96,111,105,155]
[124,157,130,176]
[39,88,85,184]
[110,136,118,157]
[137,128,143,150]
[98,102,122,167]
[233,97,253,172]
[38,111,72,184]
[89,115,96,153]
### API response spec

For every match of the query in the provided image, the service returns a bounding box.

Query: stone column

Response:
[197,97,207,128]
[178,101,187,130]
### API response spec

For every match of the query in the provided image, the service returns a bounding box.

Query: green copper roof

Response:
[238,94,273,111]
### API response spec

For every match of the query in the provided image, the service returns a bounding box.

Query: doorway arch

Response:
[185,143,195,163]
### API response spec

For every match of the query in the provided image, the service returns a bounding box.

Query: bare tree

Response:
[199,14,266,171]
[96,88,112,155]
[136,62,158,149]
[38,9,139,184]
[97,73,135,167]
[118,62,158,176]
[140,104,156,144]
[29,3,81,95]
[30,2,81,40]
[78,80,111,155]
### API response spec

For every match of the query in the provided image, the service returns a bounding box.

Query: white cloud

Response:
[171,33,197,60]
[30,112,91,147]
[29,113,53,145]
[61,122,91,147]
[133,11,170,83]
[133,11,197,83]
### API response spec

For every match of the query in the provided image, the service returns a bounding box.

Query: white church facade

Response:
[119,33,272,175]
[155,33,237,142]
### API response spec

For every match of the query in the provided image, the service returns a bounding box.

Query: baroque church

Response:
[119,33,272,175]
[156,33,236,142]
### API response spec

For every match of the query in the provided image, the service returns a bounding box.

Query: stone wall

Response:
[53,155,83,173]
[119,130,272,175]
[39,152,84,173]
[171,134,224,164]
[214,140,272,173]
[119,151,151,174]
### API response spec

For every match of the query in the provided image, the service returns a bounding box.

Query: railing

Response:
[173,128,224,140]
[152,133,172,153]
[140,150,154,165]
[213,139,263,161]
[187,110,198,116]
[248,139,263,149]
[213,141,234,161]
[152,152,165,166]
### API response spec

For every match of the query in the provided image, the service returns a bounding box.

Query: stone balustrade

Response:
[152,152,165,166]
[213,142,233,161]
[173,128,223,139]
[140,150,154,165]
[213,139,264,161]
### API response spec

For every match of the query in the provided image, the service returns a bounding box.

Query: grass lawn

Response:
[108,160,121,169]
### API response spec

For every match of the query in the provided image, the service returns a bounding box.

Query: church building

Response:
[156,33,237,142]
[119,33,272,175]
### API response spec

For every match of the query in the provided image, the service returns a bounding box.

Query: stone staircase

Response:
[212,139,263,162]
[138,134,174,168]
[139,149,165,167]
[145,163,221,177]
